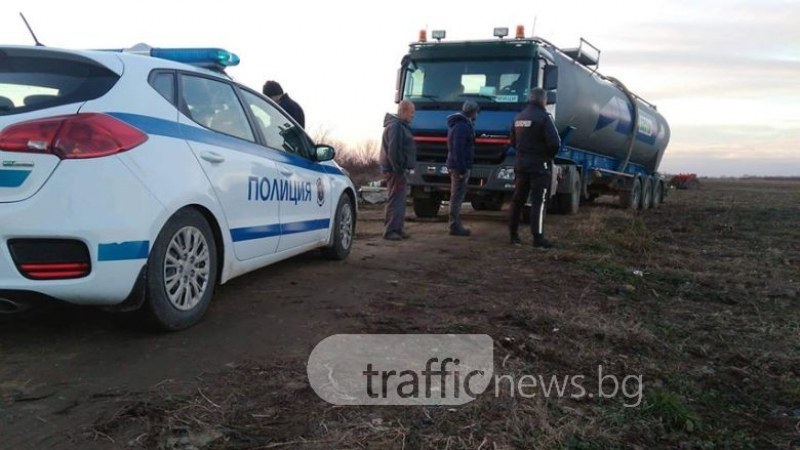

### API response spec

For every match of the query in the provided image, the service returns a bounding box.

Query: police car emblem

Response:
[316,178,325,206]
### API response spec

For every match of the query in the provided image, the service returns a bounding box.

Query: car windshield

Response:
[403,59,532,104]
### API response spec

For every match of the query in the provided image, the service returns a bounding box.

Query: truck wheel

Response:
[471,200,489,211]
[652,179,663,209]
[322,194,354,261]
[619,177,642,210]
[554,175,581,215]
[413,197,440,218]
[641,176,653,210]
[521,205,532,224]
[471,198,503,211]
[582,193,599,204]
[144,208,218,331]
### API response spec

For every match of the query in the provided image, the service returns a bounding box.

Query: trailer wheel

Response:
[652,179,663,209]
[641,176,653,210]
[554,175,581,215]
[413,197,441,218]
[619,176,642,210]
[581,193,599,204]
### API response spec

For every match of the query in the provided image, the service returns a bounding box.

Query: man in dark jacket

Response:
[380,100,417,241]
[509,88,561,248]
[446,101,479,236]
[263,80,305,128]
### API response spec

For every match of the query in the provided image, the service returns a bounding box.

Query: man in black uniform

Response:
[509,88,561,248]
[262,80,306,128]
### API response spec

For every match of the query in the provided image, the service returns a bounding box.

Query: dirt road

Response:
[1,179,799,449]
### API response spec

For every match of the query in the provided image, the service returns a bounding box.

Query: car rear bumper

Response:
[0,156,165,306]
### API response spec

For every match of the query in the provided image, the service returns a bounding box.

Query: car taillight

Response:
[19,262,91,280]
[0,113,148,159]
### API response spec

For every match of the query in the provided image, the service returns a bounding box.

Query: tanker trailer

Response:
[396,26,671,217]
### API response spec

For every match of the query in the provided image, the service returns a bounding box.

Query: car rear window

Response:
[0,50,119,116]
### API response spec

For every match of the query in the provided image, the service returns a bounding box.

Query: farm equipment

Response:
[669,173,700,190]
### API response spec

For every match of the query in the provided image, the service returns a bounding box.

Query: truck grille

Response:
[414,138,509,165]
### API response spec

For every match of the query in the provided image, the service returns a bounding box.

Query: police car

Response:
[0,45,356,330]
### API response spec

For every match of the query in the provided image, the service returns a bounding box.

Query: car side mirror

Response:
[546,90,557,105]
[315,144,336,162]
[395,66,404,103]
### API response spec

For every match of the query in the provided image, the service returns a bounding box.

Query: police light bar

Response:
[102,44,241,69]
[150,48,240,67]
[431,30,446,41]
[493,27,509,39]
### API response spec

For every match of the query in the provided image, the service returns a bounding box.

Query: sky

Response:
[1,0,797,176]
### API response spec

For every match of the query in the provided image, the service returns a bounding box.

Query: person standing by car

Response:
[380,100,417,241]
[509,88,561,248]
[446,101,479,236]
[262,80,305,128]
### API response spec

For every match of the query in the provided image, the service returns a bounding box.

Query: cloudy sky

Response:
[1,0,797,176]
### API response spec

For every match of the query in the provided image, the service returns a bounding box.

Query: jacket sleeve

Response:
[405,129,417,170]
[458,122,474,173]
[451,122,469,174]
[465,126,474,170]
[543,113,561,158]
[383,121,402,172]
[388,122,407,173]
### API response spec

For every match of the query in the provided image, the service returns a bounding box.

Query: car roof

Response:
[0,45,232,81]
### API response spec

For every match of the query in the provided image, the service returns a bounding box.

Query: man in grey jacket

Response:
[380,100,417,241]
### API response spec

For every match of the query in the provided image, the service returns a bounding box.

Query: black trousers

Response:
[509,168,551,237]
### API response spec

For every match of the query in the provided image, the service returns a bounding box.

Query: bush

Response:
[311,128,381,187]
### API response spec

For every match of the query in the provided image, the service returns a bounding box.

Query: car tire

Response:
[143,208,218,331]
[322,194,355,261]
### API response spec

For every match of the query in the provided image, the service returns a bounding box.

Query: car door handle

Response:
[279,167,294,177]
[200,152,225,164]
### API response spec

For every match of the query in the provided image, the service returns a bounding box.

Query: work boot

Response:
[510,233,522,245]
[384,232,403,241]
[449,227,471,237]
[400,231,411,239]
[533,236,554,249]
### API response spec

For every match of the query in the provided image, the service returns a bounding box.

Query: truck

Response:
[395,26,671,218]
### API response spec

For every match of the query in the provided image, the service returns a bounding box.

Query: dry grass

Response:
[80,179,800,449]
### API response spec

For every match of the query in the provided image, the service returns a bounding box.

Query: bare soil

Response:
[1,179,798,449]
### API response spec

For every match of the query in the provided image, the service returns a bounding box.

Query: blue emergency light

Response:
[149,48,240,67]
[100,45,241,71]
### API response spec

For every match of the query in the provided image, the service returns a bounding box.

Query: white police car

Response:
[0,45,356,330]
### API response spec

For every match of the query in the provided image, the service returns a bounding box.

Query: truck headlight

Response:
[496,167,515,181]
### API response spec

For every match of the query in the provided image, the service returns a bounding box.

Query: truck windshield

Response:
[403,59,532,104]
